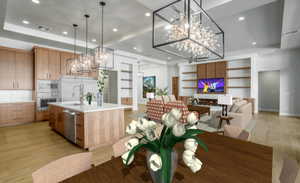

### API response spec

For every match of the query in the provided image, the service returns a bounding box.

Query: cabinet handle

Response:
[13,81,15,88]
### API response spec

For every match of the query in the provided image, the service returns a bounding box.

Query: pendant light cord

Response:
[73,24,78,59]
[84,14,89,55]
[101,4,104,51]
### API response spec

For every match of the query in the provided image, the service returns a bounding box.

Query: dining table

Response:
[62,132,273,183]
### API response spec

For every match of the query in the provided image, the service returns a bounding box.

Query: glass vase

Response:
[146,149,178,183]
[96,92,103,107]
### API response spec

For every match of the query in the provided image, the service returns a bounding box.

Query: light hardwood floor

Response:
[0,106,299,183]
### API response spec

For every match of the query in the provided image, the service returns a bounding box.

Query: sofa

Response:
[227,99,253,129]
[146,98,198,123]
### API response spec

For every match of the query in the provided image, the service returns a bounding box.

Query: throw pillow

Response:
[231,100,247,113]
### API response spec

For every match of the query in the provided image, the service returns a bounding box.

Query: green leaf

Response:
[160,148,172,183]
[125,143,145,166]
[159,126,167,143]
[181,129,205,139]
[125,142,160,166]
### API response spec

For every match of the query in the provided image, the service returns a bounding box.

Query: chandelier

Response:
[152,0,224,62]
[93,1,114,70]
[78,14,93,73]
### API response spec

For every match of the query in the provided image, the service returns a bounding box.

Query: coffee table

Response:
[187,105,210,115]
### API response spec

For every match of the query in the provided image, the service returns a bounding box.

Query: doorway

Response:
[258,71,280,113]
[172,77,179,100]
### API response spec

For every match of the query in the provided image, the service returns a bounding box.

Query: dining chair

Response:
[32,152,93,183]
[279,158,299,183]
[223,125,250,141]
[112,136,133,158]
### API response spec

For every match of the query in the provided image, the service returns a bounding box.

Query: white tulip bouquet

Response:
[122,108,208,183]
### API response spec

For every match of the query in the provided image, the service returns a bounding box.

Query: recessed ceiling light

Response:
[145,12,151,17]
[38,25,50,32]
[92,38,97,42]
[22,20,30,24]
[62,31,68,35]
[32,0,40,4]
[238,16,245,21]
[112,28,118,32]
[252,42,257,46]
[133,47,137,50]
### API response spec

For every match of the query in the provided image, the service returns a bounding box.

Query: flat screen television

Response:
[198,78,225,93]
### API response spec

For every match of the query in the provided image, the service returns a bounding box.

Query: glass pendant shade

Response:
[152,0,224,62]
[93,46,114,69]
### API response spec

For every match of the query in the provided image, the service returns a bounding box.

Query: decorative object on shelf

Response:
[96,69,108,107]
[217,95,232,116]
[152,0,224,62]
[85,92,94,105]
[155,87,168,96]
[143,76,156,98]
[67,24,79,74]
[122,109,208,183]
[78,14,93,73]
[93,1,114,70]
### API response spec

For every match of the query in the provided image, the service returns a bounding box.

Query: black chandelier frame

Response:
[152,0,225,62]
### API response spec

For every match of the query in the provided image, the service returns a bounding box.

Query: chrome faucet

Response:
[72,84,84,105]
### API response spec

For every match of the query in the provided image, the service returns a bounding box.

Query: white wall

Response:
[167,64,179,95]
[252,48,300,116]
[258,71,280,112]
[138,64,169,104]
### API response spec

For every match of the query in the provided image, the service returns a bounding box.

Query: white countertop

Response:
[49,101,131,113]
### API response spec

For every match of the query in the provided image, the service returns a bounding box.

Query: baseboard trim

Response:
[280,113,300,117]
[259,108,279,112]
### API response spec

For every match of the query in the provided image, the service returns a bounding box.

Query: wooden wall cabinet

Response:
[215,61,227,78]
[0,48,33,90]
[35,48,49,80]
[35,47,62,80]
[206,63,216,78]
[48,50,61,80]
[197,64,207,79]
[15,52,34,90]
[0,102,35,126]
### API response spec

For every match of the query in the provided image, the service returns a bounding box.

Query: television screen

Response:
[198,78,225,93]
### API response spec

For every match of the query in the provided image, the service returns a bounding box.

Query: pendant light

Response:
[152,0,224,62]
[78,14,93,73]
[68,24,79,74]
[93,1,114,70]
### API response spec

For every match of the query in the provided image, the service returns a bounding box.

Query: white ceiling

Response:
[0,0,284,62]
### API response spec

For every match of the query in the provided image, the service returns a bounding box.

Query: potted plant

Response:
[122,109,208,183]
[96,69,108,107]
[155,87,168,96]
[85,92,94,105]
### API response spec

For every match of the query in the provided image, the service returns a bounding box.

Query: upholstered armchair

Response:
[146,99,165,121]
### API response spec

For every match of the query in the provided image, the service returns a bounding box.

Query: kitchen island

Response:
[49,102,129,151]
